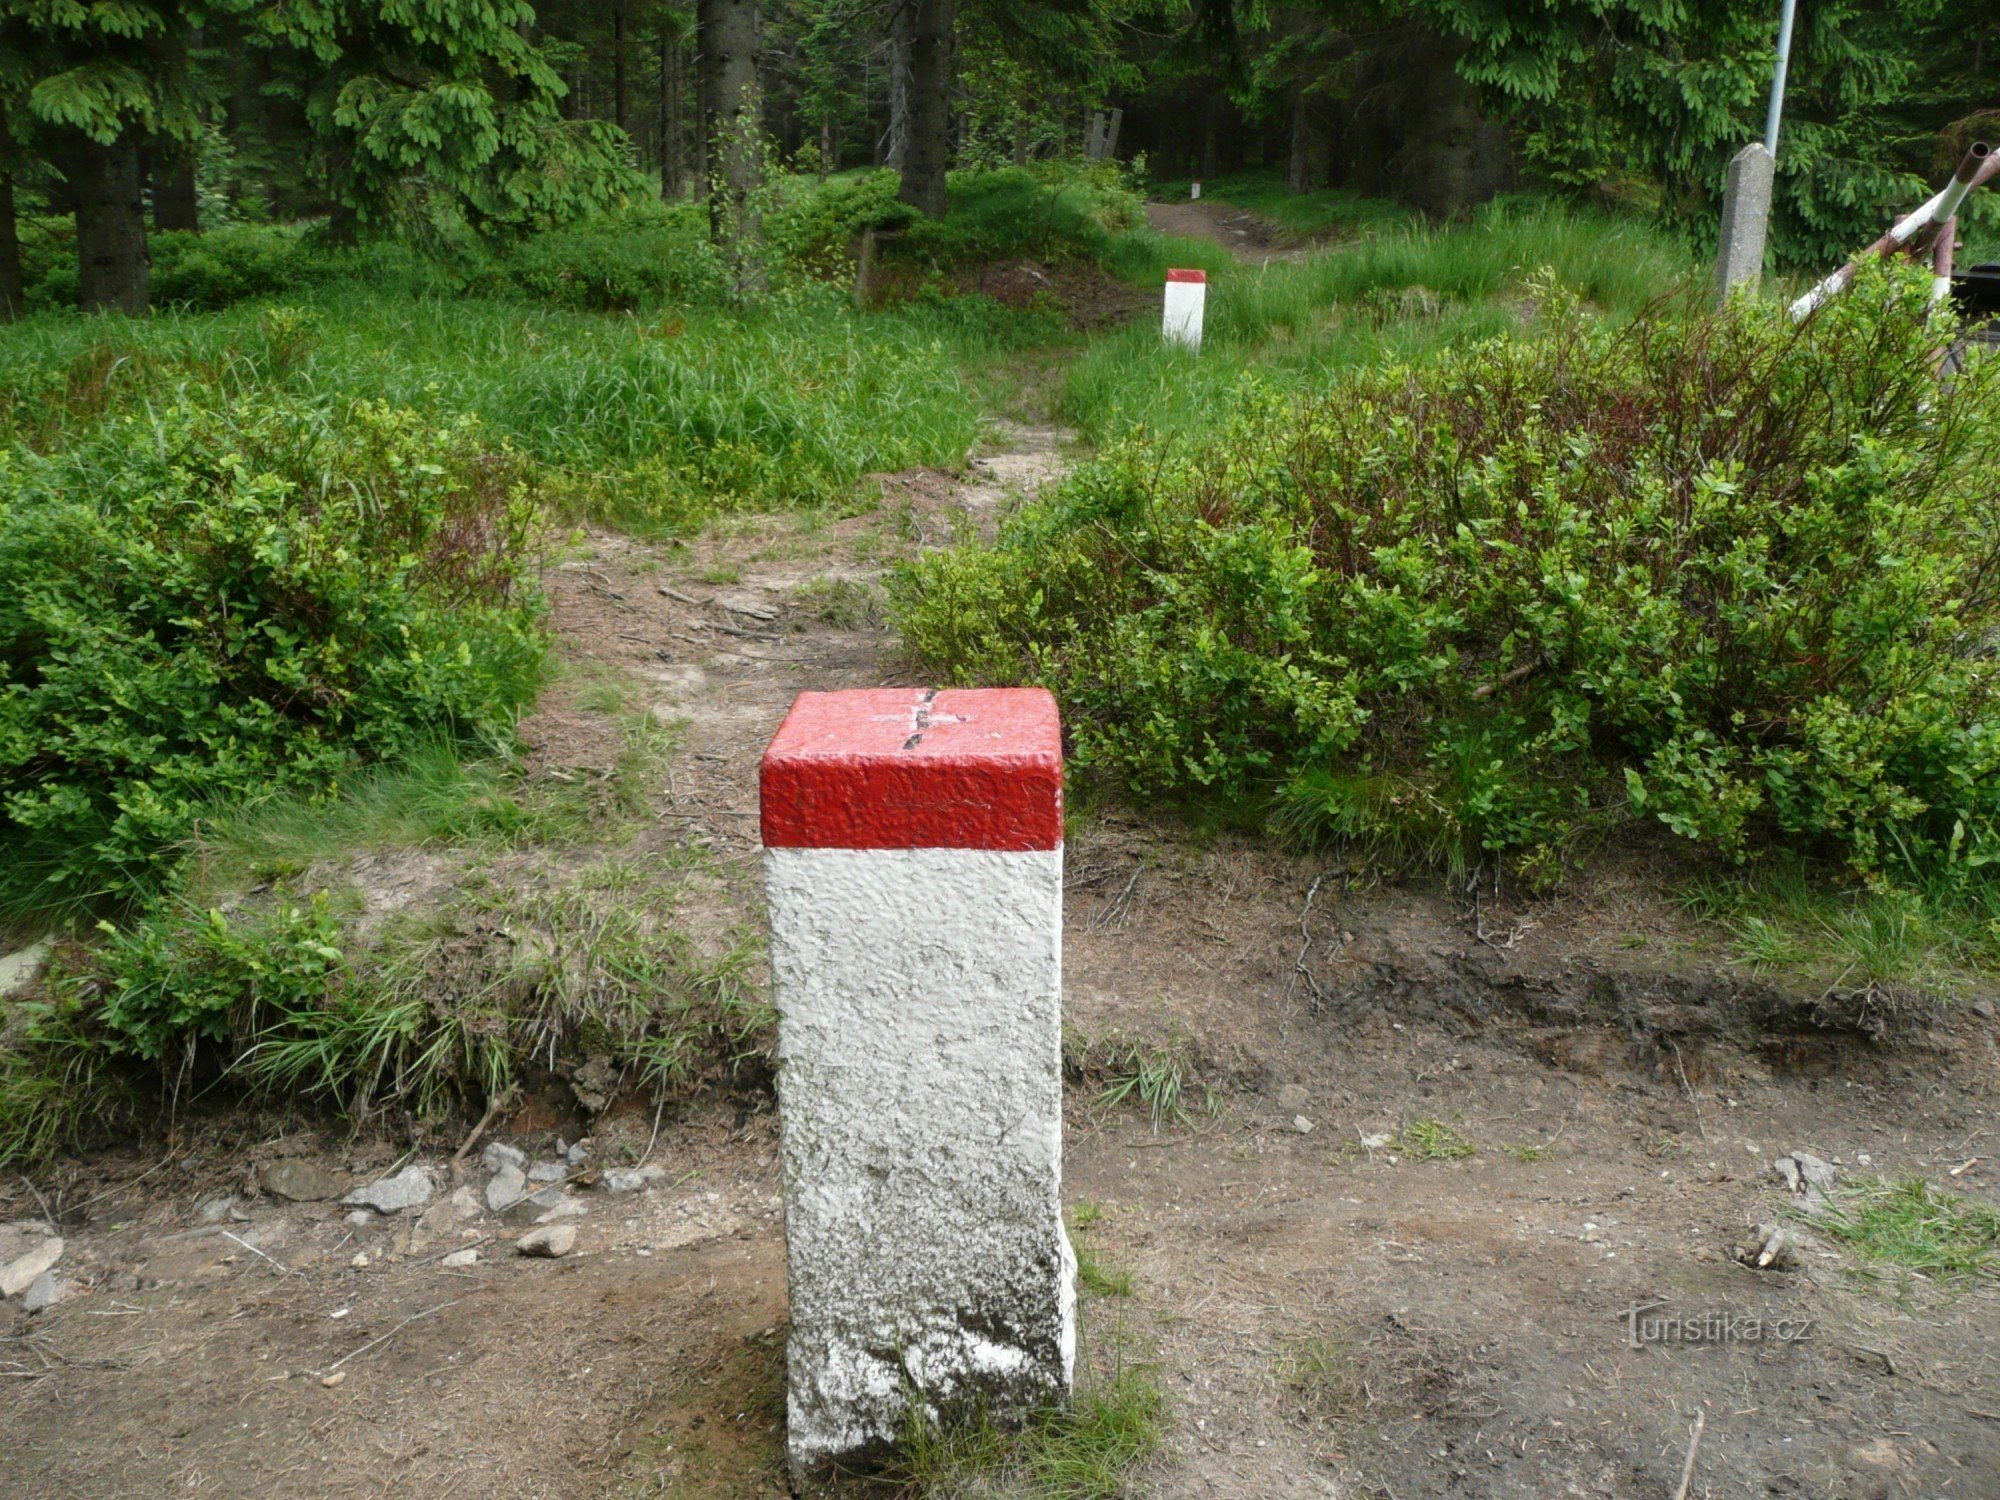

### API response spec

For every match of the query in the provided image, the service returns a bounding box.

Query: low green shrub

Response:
[898,266,2000,885]
[0,396,545,913]
[474,202,732,310]
[0,859,769,1160]
[887,161,1148,272]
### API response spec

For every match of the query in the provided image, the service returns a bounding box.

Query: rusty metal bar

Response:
[1791,142,1993,319]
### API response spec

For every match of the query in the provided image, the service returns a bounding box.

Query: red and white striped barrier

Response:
[1164,267,1206,351]
[761,687,1075,1473]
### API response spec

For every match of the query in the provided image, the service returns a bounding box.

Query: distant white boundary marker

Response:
[1164,267,1206,351]
[761,688,1075,1475]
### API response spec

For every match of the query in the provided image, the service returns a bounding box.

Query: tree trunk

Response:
[662,26,688,196]
[64,133,151,315]
[153,151,201,231]
[0,100,21,323]
[698,0,763,292]
[1285,88,1328,195]
[0,156,21,324]
[898,0,953,218]
[884,4,910,170]
[614,0,632,136]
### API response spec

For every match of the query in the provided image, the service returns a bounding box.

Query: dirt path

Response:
[6,418,2000,1499]
[1146,200,1307,265]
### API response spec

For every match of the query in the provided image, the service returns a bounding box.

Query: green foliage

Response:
[898,266,2000,887]
[0,394,545,911]
[247,0,643,235]
[86,894,351,1064]
[0,851,768,1161]
[473,204,730,311]
[1,0,202,147]
[1426,0,1999,265]
[886,162,1149,273]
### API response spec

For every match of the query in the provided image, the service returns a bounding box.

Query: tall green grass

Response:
[1061,204,1695,443]
[0,284,1028,530]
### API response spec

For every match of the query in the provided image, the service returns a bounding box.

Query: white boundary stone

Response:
[760,689,1075,1475]
[1163,268,1206,351]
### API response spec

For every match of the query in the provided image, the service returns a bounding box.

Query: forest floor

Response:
[4,411,2000,1500]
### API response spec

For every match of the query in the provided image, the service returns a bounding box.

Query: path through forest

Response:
[1145,199,1307,264]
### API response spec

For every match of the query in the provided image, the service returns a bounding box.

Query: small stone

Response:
[0,939,52,999]
[320,1372,345,1389]
[262,1160,347,1203]
[569,1054,618,1115]
[599,1166,666,1194]
[1,1236,63,1299]
[350,1253,370,1269]
[528,1160,568,1183]
[526,1186,567,1210]
[449,1185,481,1217]
[1972,999,1996,1021]
[22,1271,58,1314]
[565,1142,588,1167]
[343,1210,376,1228]
[534,1195,590,1223]
[1291,1115,1315,1135]
[486,1163,528,1212]
[480,1142,526,1173]
[340,1164,435,1214]
[516,1224,577,1259]
[439,1248,479,1269]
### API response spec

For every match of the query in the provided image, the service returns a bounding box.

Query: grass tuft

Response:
[1817,1176,2000,1281]
[1400,1120,1476,1161]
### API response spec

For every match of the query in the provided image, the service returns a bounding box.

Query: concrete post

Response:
[761,688,1075,1477]
[1716,142,1776,299]
[1163,267,1206,351]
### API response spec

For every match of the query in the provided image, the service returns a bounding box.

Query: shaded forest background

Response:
[3,0,1997,320]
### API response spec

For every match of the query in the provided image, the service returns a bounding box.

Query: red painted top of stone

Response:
[1165,268,1207,284]
[760,688,1063,850]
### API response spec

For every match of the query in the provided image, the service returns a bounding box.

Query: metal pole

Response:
[1764,0,1798,155]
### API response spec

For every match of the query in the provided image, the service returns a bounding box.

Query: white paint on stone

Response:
[1163,275,1206,351]
[766,844,1075,1472]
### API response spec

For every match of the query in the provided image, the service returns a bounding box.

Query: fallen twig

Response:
[409,1236,492,1269]
[221,1230,302,1283]
[451,1085,519,1166]
[1668,1039,1709,1143]
[324,1298,464,1374]
[1670,1408,1706,1500]
[1285,874,1330,1011]
[1086,863,1143,932]
[1471,660,1538,701]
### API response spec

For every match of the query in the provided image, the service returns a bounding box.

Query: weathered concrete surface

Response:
[1717,142,1776,298]
[766,845,1075,1472]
